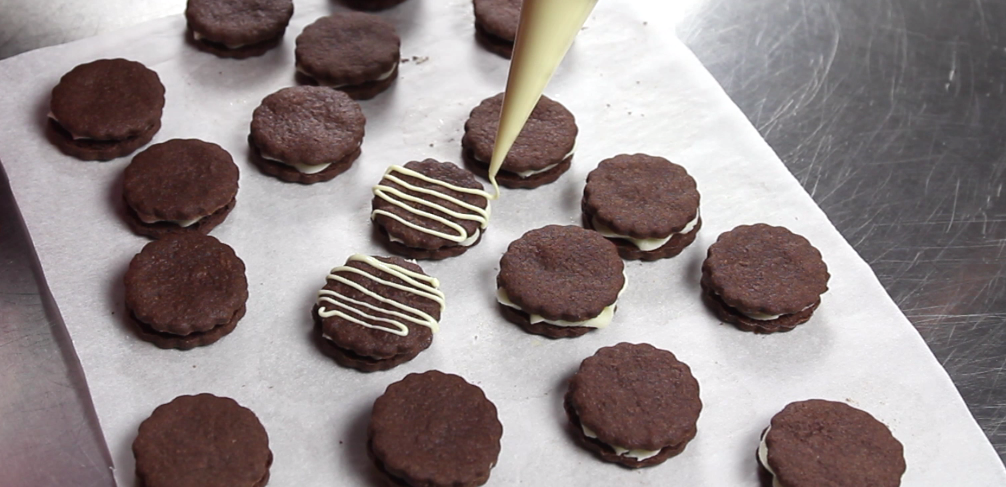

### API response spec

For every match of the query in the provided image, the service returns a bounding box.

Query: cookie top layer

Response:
[463,93,577,173]
[703,224,829,315]
[250,86,365,166]
[185,0,294,45]
[295,13,400,86]
[498,225,624,321]
[133,394,271,487]
[766,400,905,487]
[370,370,503,486]
[473,0,521,41]
[567,343,702,451]
[372,159,490,250]
[123,139,239,223]
[583,154,700,238]
[125,233,248,335]
[50,59,165,140]
[318,255,442,359]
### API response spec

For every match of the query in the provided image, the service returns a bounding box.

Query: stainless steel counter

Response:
[2,0,1003,465]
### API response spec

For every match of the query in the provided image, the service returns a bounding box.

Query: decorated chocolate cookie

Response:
[473,0,520,58]
[701,224,829,333]
[133,394,272,487]
[371,159,492,260]
[122,139,239,238]
[462,93,577,189]
[249,86,365,184]
[583,154,701,261]
[565,343,702,468]
[369,371,503,486]
[314,254,443,372]
[497,225,625,338]
[48,59,164,161]
[759,400,905,487]
[185,0,294,58]
[124,233,248,349]
[295,13,400,100]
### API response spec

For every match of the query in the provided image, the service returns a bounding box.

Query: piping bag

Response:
[486,0,599,198]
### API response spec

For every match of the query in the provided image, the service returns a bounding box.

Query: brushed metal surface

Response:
[0,163,116,486]
[0,0,1003,466]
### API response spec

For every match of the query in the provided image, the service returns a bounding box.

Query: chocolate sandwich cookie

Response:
[369,371,503,487]
[462,93,577,189]
[134,394,272,487]
[249,86,365,184]
[314,254,444,372]
[185,0,294,58]
[583,154,701,261]
[124,233,248,350]
[48,59,164,161]
[295,13,400,100]
[758,400,905,487]
[473,0,521,58]
[341,0,408,10]
[701,224,829,334]
[497,225,625,338]
[565,343,702,468]
[371,159,492,260]
[123,139,239,238]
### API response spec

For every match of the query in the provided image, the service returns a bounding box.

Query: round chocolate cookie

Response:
[497,225,624,338]
[583,154,701,261]
[565,343,702,468]
[295,13,400,100]
[371,159,492,260]
[473,0,520,58]
[369,371,503,487]
[340,0,408,10]
[314,254,443,372]
[48,58,164,161]
[134,394,272,487]
[185,0,294,59]
[124,233,248,350]
[759,400,905,487]
[249,86,365,184]
[462,93,577,189]
[123,139,239,239]
[701,224,829,334]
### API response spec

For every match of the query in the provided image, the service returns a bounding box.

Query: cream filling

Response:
[582,425,661,461]
[592,213,700,252]
[389,228,481,247]
[758,427,784,487]
[712,290,815,321]
[261,152,332,174]
[192,30,252,49]
[295,63,397,88]
[138,215,204,227]
[474,145,576,178]
[48,111,98,141]
[495,272,627,328]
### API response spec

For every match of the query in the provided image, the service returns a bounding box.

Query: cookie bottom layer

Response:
[319,334,422,372]
[129,305,245,350]
[186,28,285,59]
[374,225,483,260]
[498,303,595,339]
[249,139,361,184]
[297,65,400,100]
[463,149,573,189]
[582,212,702,261]
[564,395,693,469]
[48,118,160,161]
[474,24,514,59]
[125,197,236,239]
[700,277,820,334]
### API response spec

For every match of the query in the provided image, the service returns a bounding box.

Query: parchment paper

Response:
[1,1,1003,485]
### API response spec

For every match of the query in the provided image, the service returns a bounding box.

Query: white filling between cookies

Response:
[495,272,627,328]
[137,214,204,228]
[259,139,363,175]
[758,427,784,487]
[295,64,398,88]
[581,424,661,461]
[192,31,251,49]
[591,213,700,252]
[473,145,576,178]
[711,290,815,321]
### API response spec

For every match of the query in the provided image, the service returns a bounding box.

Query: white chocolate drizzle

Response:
[371,165,493,243]
[317,254,444,337]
